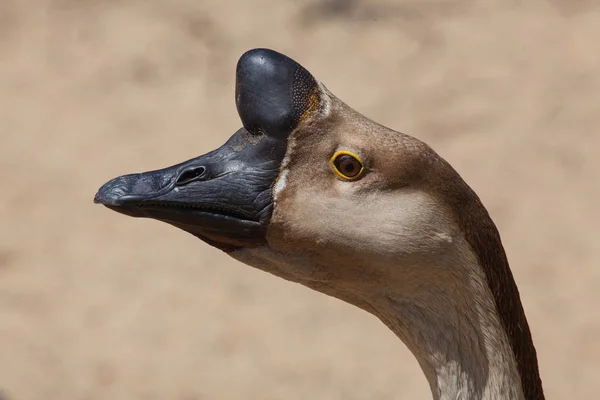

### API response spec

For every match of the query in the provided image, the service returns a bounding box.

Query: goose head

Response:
[95,49,543,400]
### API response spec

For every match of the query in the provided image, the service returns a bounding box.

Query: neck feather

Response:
[447,182,545,400]
[297,227,541,400]
[361,185,544,399]
[373,248,526,399]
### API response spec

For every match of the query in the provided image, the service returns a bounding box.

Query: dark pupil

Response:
[337,155,360,177]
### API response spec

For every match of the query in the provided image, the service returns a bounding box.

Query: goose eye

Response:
[331,151,365,180]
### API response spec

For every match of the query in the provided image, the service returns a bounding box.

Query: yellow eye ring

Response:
[330,151,365,181]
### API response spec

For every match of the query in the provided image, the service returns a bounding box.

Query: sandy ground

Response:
[1,0,599,398]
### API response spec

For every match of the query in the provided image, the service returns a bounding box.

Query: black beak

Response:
[94,48,322,251]
[94,128,284,250]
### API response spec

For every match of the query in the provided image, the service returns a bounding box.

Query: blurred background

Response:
[1,0,599,398]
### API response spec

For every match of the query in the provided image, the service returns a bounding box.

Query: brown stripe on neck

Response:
[440,175,545,400]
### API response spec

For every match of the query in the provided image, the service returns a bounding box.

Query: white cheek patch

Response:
[273,131,298,202]
[272,84,329,204]
[273,167,289,199]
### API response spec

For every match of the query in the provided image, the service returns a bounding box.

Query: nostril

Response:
[176,166,207,186]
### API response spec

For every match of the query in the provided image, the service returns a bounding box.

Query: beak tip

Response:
[93,190,114,205]
[93,189,116,206]
[94,178,129,206]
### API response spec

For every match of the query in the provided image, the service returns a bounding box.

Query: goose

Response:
[94,48,544,400]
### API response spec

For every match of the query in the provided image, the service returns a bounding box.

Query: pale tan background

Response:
[1,0,599,399]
